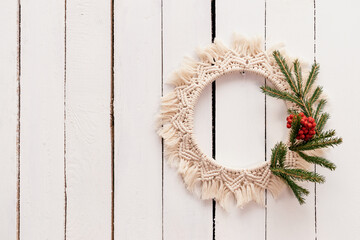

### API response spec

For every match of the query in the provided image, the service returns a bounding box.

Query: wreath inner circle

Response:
[158,35,342,209]
[190,68,285,172]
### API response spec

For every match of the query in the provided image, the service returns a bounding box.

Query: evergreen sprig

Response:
[314,99,327,122]
[315,129,336,140]
[309,86,323,105]
[263,51,342,204]
[297,151,336,170]
[304,62,320,95]
[279,174,309,204]
[273,51,299,95]
[293,59,303,95]
[269,143,323,204]
[289,137,342,151]
[260,86,304,107]
[271,168,325,183]
[289,115,302,144]
[270,142,287,168]
[317,113,330,132]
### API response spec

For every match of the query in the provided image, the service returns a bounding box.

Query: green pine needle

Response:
[309,86,323,105]
[314,99,327,122]
[290,115,302,144]
[304,100,313,117]
[297,151,336,170]
[287,109,298,115]
[317,113,330,132]
[261,86,304,108]
[303,62,320,95]
[272,173,309,204]
[315,129,336,140]
[293,59,303,96]
[270,142,287,168]
[273,51,299,95]
[283,176,309,204]
[271,168,325,183]
[289,137,343,151]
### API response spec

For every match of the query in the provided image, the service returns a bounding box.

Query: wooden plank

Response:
[215,0,266,239]
[317,0,360,238]
[266,0,315,239]
[20,0,65,239]
[162,0,213,239]
[113,0,162,239]
[0,0,18,238]
[66,0,112,238]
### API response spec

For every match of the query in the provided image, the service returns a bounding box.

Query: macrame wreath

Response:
[158,35,342,209]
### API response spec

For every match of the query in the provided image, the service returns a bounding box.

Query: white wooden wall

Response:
[0,0,359,239]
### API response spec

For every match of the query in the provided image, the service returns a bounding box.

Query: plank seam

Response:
[264,1,268,240]
[161,0,164,239]
[64,0,68,239]
[313,0,318,239]
[211,0,216,239]
[16,1,22,239]
[111,0,115,238]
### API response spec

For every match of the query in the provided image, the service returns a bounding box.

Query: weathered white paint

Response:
[114,0,162,239]
[66,0,112,239]
[20,0,65,239]
[0,0,18,239]
[0,0,358,239]
[215,1,266,239]
[317,0,360,239]
[162,0,213,239]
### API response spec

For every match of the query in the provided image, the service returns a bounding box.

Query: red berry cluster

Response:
[286,112,317,141]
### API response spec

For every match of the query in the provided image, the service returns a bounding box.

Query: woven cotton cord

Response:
[158,35,317,209]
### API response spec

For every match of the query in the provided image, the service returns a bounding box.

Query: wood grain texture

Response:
[113,0,162,239]
[162,0,213,239]
[266,0,315,239]
[20,0,65,238]
[0,0,18,238]
[317,0,360,238]
[215,0,266,239]
[66,0,112,239]
[0,0,358,239]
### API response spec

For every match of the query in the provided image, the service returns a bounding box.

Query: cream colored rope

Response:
[158,35,310,209]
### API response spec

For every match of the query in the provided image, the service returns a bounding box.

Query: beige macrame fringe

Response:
[158,35,321,209]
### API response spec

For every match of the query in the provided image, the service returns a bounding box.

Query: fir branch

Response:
[287,109,298,115]
[263,55,316,117]
[304,100,313,117]
[261,86,304,107]
[303,62,320,95]
[314,129,336,140]
[299,129,336,146]
[270,142,287,168]
[289,137,343,151]
[273,51,299,94]
[263,55,342,205]
[290,115,302,144]
[293,59,303,96]
[297,151,336,170]
[283,176,309,204]
[314,99,327,122]
[272,172,309,204]
[317,112,330,132]
[271,168,325,183]
[309,86,323,106]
